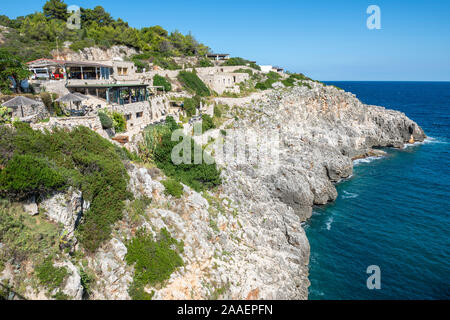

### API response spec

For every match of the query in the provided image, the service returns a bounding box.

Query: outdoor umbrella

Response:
[56,93,84,110]
[72,92,89,100]
[2,96,39,118]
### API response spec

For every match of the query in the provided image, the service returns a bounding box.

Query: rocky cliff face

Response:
[53,45,138,61]
[1,82,425,300]
[220,83,425,221]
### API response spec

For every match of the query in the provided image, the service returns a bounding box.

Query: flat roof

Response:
[66,83,148,89]
[206,53,230,56]
[27,58,111,68]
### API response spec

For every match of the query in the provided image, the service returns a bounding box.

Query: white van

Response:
[30,68,50,80]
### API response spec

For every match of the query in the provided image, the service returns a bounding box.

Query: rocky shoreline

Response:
[212,81,426,299]
[0,81,426,300]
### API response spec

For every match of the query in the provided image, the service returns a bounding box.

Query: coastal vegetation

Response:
[0,49,31,94]
[0,0,211,63]
[161,179,184,198]
[125,228,184,300]
[0,123,131,252]
[153,74,172,92]
[0,200,63,298]
[177,71,211,97]
[140,117,221,192]
[99,110,127,133]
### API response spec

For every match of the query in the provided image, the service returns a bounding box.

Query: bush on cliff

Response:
[140,118,221,192]
[125,228,184,300]
[177,71,210,97]
[161,179,184,198]
[111,112,127,133]
[223,57,248,66]
[153,74,172,92]
[0,154,66,199]
[35,257,68,292]
[0,123,130,252]
[201,114,216,132]
[98,111,113,130]
[182,97,200,117]
[198,58,213,67]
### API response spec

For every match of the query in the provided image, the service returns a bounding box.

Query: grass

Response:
[161,179,184,198]
[35,257,68,291]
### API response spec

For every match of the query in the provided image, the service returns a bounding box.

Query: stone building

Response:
[199,72,249,94]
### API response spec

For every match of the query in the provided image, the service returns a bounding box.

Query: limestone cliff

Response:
[0,82,425,300]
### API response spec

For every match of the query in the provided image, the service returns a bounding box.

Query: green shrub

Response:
[35,257,68,291]
[213,105,223,118]
[0,154,66,199]
[111,112,127,133]
[255,81,270,90]
[0,123,130,252]
[0,125,15,166]
[201,114,216,132]
[153,74,172,92]
[177,71,210,97]
[282,77,296,87]
[234,68,253,76]
[79,268,94,298]
[39,92,52,109]
[249,63,261,71]
[141,121,221,192]
[0,201,61,270]
[0,106,12,124]
[161,179,184,198]
[266,71,281,82]
[223,57,249,66]
[182,98,197,117]
[98,111,113,130]
[69,39,96,52]
[125,228,184,300]
[198,58,213,67]
[133,59,150,73]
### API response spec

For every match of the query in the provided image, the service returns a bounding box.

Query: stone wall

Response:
[30,116,107,138]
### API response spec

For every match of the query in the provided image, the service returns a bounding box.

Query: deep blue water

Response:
[305,82,450,300]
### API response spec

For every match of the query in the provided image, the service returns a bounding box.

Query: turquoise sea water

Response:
[305,82,450,300]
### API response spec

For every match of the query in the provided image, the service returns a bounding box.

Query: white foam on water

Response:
[342,191,359,199]
[353,156,384,166]
[403,137,447,149]
[325,217,334,231]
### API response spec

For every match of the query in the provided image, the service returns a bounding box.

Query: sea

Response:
[305,81,450,300]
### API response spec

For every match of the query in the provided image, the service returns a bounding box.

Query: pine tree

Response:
[43,0,68,21]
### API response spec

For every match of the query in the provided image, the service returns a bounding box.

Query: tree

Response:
[0,49,31,94]
[153,75,172,92]
[43,0,68,21]
[81,6,113,27]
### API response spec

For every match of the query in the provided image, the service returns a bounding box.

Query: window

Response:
[136,112,143,118]
[122,68,128,76]
[125,114,132,121]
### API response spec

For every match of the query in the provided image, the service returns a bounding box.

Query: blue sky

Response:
[2,0,449,81]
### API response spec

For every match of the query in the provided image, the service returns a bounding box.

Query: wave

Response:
[353,156,384,166]
[403,137,447,149]
[342,191,359,199]
[325,217,334,230]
